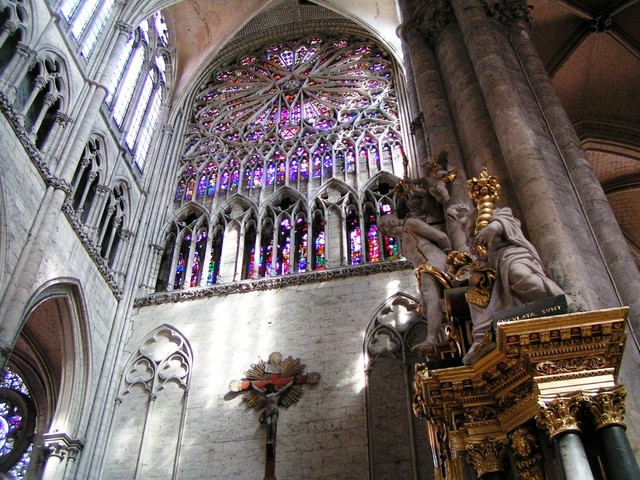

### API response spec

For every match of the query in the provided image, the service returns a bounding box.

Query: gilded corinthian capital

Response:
[465,436,509,477]
[535,396,582,440]
[581,386,627,430]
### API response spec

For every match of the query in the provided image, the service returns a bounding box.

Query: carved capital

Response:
[481,0,532,27]
[581,386,627,430]
[3,21,18,35]
[43,432,84,463]
[115,20,134,36]
[95,184,111,195]
[415,0,455,44]
[409,111,424,135]
[535,395,581,440]
[16,43,36,59]
[465,435,509,476]
[54,112,72,126]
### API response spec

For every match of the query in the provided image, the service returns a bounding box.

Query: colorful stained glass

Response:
[277,162,286,185]
[174,179,185,201]
[197,175,208,197]
[208,172,217,196]
[243,167,252,189]
[190,231,207,287]
[289,159,299,182]
[277,218,291,275]
[366,218,381,263]
[253,166,264,188]
[185,177,195,200]
[0,369,32,480]
[314,221,326,270]
[173,234,190,289]
[295,218,308,272]
[220,170,229,190]
[347,212,362,265]
[247,247,256,279]
[265,163,276,186]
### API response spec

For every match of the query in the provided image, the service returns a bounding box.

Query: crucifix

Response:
[228,352,320,480]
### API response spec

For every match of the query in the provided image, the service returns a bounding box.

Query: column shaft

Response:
[553,432,595,480]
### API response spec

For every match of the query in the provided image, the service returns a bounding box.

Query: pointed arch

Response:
[364,292,434,480]
[103,324,192,479]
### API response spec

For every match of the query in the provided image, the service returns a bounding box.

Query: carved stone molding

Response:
[535,395,582,440]
[580,385,627,430]
[465,435,509,476]
[134,260,412,306]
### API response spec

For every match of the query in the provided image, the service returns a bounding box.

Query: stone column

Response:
[2,43,36,103]
[397,1,469,206]
[536,396,595,480]
[581,386,640,480]
[449,0,606,311]
[465,435,509,479]
[508,18,640,327]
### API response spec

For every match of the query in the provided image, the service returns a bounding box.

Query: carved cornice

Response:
[580,385,627,430]
[465,435,509,476]
[535,395,582,440]
[134,260,412,307]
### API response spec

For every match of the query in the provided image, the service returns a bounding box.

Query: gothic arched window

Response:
[105,11,168,168]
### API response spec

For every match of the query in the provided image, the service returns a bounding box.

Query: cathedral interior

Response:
[0,0,639,479]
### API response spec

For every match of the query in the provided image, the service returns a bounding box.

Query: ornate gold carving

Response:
[580,386,627,430]
[415,263,454,290]
[535,396,581,440]
[465,436,509,476]
[464,406,498,423]
[509,425,545,480]
[536,356,606,375]
[466,263,498,307]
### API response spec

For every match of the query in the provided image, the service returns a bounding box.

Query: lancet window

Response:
[157,34,406,291]
[104,11,169,168]
[59,0,116,59]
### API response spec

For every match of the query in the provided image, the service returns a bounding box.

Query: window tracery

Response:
[157,34,405,291]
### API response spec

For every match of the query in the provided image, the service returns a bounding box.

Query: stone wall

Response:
[113,270,417,479]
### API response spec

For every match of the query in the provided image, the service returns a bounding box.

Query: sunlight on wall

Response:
[386,279,402,300]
